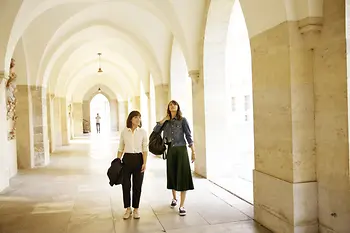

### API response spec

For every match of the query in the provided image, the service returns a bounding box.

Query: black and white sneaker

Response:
[179,207,186,216]
[170,199,177,208]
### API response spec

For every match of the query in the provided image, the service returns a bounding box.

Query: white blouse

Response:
[118,127,148,153]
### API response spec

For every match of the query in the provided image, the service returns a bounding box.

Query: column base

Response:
[254,170,318,233]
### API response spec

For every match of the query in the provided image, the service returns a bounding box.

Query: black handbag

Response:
[148,121,169,158]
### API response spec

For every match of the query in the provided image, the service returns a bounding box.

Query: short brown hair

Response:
[167,100,183,120]
[126,111,142,128]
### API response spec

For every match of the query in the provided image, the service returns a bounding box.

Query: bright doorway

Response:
[90,94,111,135]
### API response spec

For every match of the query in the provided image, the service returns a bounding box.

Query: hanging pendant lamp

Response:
[97,53,103,74]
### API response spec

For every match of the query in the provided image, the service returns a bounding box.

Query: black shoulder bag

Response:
[148,121,169,159]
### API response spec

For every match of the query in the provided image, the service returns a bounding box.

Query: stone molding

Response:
[0,71,7,85]
[188,70,200,83]
[298,17,323,34]
[161,84,168,92]
[298,17,323,49]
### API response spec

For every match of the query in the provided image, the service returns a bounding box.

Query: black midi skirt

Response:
[166,145,194,191]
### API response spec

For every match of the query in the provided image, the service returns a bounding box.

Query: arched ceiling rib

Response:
[41,25,149,94]
[81,84,118,103]
[60,63,134,99]
[67,74,125,102]
[6,0,194,90]
[53,39,144,95]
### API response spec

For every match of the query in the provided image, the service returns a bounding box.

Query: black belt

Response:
[124,152,142,156]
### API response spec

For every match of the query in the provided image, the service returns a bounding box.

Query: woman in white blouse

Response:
[117,111,148,219]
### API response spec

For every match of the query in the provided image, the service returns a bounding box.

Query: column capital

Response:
[0,71,8,85]
[188,70,200,83]
[161,84,168,92]
[298,17,323,49]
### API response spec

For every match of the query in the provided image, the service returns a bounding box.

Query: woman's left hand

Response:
[141,164,146,173]
[191,152,196,163]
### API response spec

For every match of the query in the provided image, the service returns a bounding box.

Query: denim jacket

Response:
[153,117,193,147]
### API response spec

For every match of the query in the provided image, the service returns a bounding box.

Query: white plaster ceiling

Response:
[0,0,322,100]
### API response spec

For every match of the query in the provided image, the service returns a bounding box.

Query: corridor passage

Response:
[0,135,270,233]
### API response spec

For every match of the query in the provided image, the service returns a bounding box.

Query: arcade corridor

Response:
[0,135,269,233]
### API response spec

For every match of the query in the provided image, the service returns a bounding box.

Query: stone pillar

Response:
[154,84,168,121]
[314,1,350,232]
[188,71,207,177]
[132,96,141,111]
[47,94,55,152]
[59,98,69,145]
[72,102,83,137]
[0,71,10,191]
[145,92,152,134]
[16,86,50,168]
[82,100,90,133]
[31,87,50,167]
[53,97,62,146]
[251,21,319,232]
[110,99,118,132]
[16,85,34,168]
[118,101,128,130]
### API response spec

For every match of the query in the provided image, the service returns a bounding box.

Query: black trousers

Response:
[122,153,144,208]
[96,123,100,132]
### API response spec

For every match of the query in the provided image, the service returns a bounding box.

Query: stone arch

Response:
[39,22,157,90]
[202,1,325,232]
[80,84,117,133]
[84,85,115,103]
[0,0,22,73]
[5,0,190,80]
[62,63,135,100]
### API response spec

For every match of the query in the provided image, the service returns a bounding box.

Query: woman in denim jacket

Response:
[153,100,196,216]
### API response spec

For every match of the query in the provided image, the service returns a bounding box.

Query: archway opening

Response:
[170,39,193,168]
[205,0,254,204]
[90,93,111,135]
[223,0,254,203]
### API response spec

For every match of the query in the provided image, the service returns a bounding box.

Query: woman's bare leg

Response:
[172,190,177,200]
[180,191,186,207]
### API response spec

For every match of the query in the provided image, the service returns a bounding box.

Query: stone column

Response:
[132,96,141,111]
[0,71,10,191]
[46,94,55,153]
[82,100,90,133]
[145,92,152,134]
[118,101,128,130]
[59,98,69,145]
[31,87,50,167]
[110,99,118,132]
[188,71,207,177]
[16,86,50,168]
[154,84,168,121]
[53,97,62,146]
[251,21,319,232]
[16,85,34,168]
[72,102,83,137]
[314,1,350,232]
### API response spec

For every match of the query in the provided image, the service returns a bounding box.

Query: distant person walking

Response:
[95,113,101,133]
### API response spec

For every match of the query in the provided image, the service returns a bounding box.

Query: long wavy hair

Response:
[167,100,183,120]
[126,111,142,128]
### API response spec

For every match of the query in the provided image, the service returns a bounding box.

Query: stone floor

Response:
[0,134,271,233]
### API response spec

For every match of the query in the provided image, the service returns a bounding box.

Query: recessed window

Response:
[231,97,236,112]
[244,95,250,111]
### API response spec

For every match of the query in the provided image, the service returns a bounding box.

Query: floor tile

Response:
[0,134,271,233]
